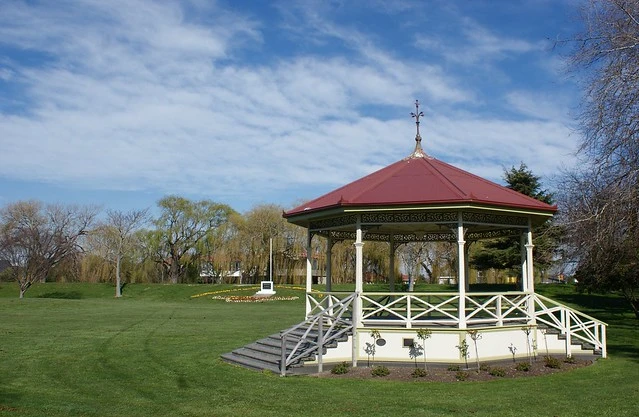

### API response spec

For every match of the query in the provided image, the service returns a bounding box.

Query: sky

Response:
[0,0,586,215]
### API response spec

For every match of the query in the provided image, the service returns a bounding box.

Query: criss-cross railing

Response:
[280,293,355,376]
[533,293,607,358]
[304,291,607,358]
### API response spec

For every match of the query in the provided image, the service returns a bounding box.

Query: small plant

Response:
[467,330,482,372]
[455,371,470,381]
[515,362,531,372]
[489,367,506,377]
[479,364,491,372]
[456,338,470,369]
[411,368,428,378]
[416,328,432,371]
[447,364,461,371]
[409,342,424,368]
[564,355,576,364]
[364,329,381,367]
[508,343,517,362]
[521,326,533,365]
[544,356,562,369]
[540,328,550,358]
[371,365,390,377]
[330,361,350,375]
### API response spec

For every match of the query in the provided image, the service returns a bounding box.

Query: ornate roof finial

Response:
[409,99,427,158]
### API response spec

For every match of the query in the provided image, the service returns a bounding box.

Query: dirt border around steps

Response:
[309,357,595,382]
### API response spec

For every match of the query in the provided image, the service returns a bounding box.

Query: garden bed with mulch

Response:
[314,357,594,382]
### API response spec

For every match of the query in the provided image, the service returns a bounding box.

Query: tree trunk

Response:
[169,259,180,284]
[115,255,122,298]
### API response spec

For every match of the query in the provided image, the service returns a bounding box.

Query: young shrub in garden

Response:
[447,364,461,371]
[371,365,390,377]
[364,329,381,367]
[411,368,428,378]
[544,356,562,369]
[508,343,517,363]
[489,367,506,377]
[564,355,576,364]
[467,330,482,372]
[515,362,531,372]
[521,326,534,364]
[456,338,470,369]
[416,328,432,371]
[331,362,350,375]
[455,371,470,381]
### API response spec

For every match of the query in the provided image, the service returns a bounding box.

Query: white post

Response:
[269,237,273,282]
[457,213,466,329]
[525,221,535,325]
[389,236,395,292]
[565,313,572,358]
[520,233,528,292]
[305,231,313,318]
[525,221,535,294]
[326,236,333,292]
[352,217,364,367]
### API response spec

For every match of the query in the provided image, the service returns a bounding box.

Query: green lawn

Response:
[1,282,638,416]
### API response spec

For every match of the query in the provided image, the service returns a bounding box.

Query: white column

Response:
[525,221,535,293]
[354,217,364,314]
[520,233,528,292]
[389,236,395,292]
[305,230,313,318]
[352,217,364,367]
[325,236,333,292]
[457,213,466,329]
[525,220,535,325]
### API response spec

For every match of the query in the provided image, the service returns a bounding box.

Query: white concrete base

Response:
[309,325,588,366]
[255,281,276,296]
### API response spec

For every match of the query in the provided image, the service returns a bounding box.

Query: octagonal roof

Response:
[284,147,556,223]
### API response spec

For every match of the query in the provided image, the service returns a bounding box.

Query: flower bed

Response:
[211,295,299,303]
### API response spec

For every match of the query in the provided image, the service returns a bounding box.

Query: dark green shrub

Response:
[455,371,470,381]
[371,365,390,377]
[330,362,350,375]
[544,356,562,369]
[564,355,576,364]
[447,364,461,371]
[489,367,506,377]
[411,368,428,378]
[479,364,491,372]
[515,362,531,372]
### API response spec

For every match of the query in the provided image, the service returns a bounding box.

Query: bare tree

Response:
[0,201,98,298]
[560,0,639,317]
[90,209,149,297]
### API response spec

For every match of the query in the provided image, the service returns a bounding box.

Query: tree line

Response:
[0,165,557,299]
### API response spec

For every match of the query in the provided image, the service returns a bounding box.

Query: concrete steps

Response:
[221,320,352,374]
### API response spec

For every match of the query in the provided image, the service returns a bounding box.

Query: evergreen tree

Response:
[470,164,556,280]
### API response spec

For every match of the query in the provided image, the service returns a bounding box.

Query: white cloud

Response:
[0,0,582,210]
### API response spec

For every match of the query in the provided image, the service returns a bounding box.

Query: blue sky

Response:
[0,0,584,214]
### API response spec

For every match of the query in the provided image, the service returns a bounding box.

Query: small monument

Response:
[255,280,276,296]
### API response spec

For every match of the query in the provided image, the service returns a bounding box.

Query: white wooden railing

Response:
[280,293,355,376]
[305,291,607,358]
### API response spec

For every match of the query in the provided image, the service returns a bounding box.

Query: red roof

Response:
[285,154,557,217]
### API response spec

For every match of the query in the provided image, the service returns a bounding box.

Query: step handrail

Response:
[280,293,355,376]
[533,293,608,358]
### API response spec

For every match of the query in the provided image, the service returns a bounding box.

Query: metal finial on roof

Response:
[409,99,427,158]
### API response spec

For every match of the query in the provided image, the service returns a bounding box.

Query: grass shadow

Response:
[37,291,83,300]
